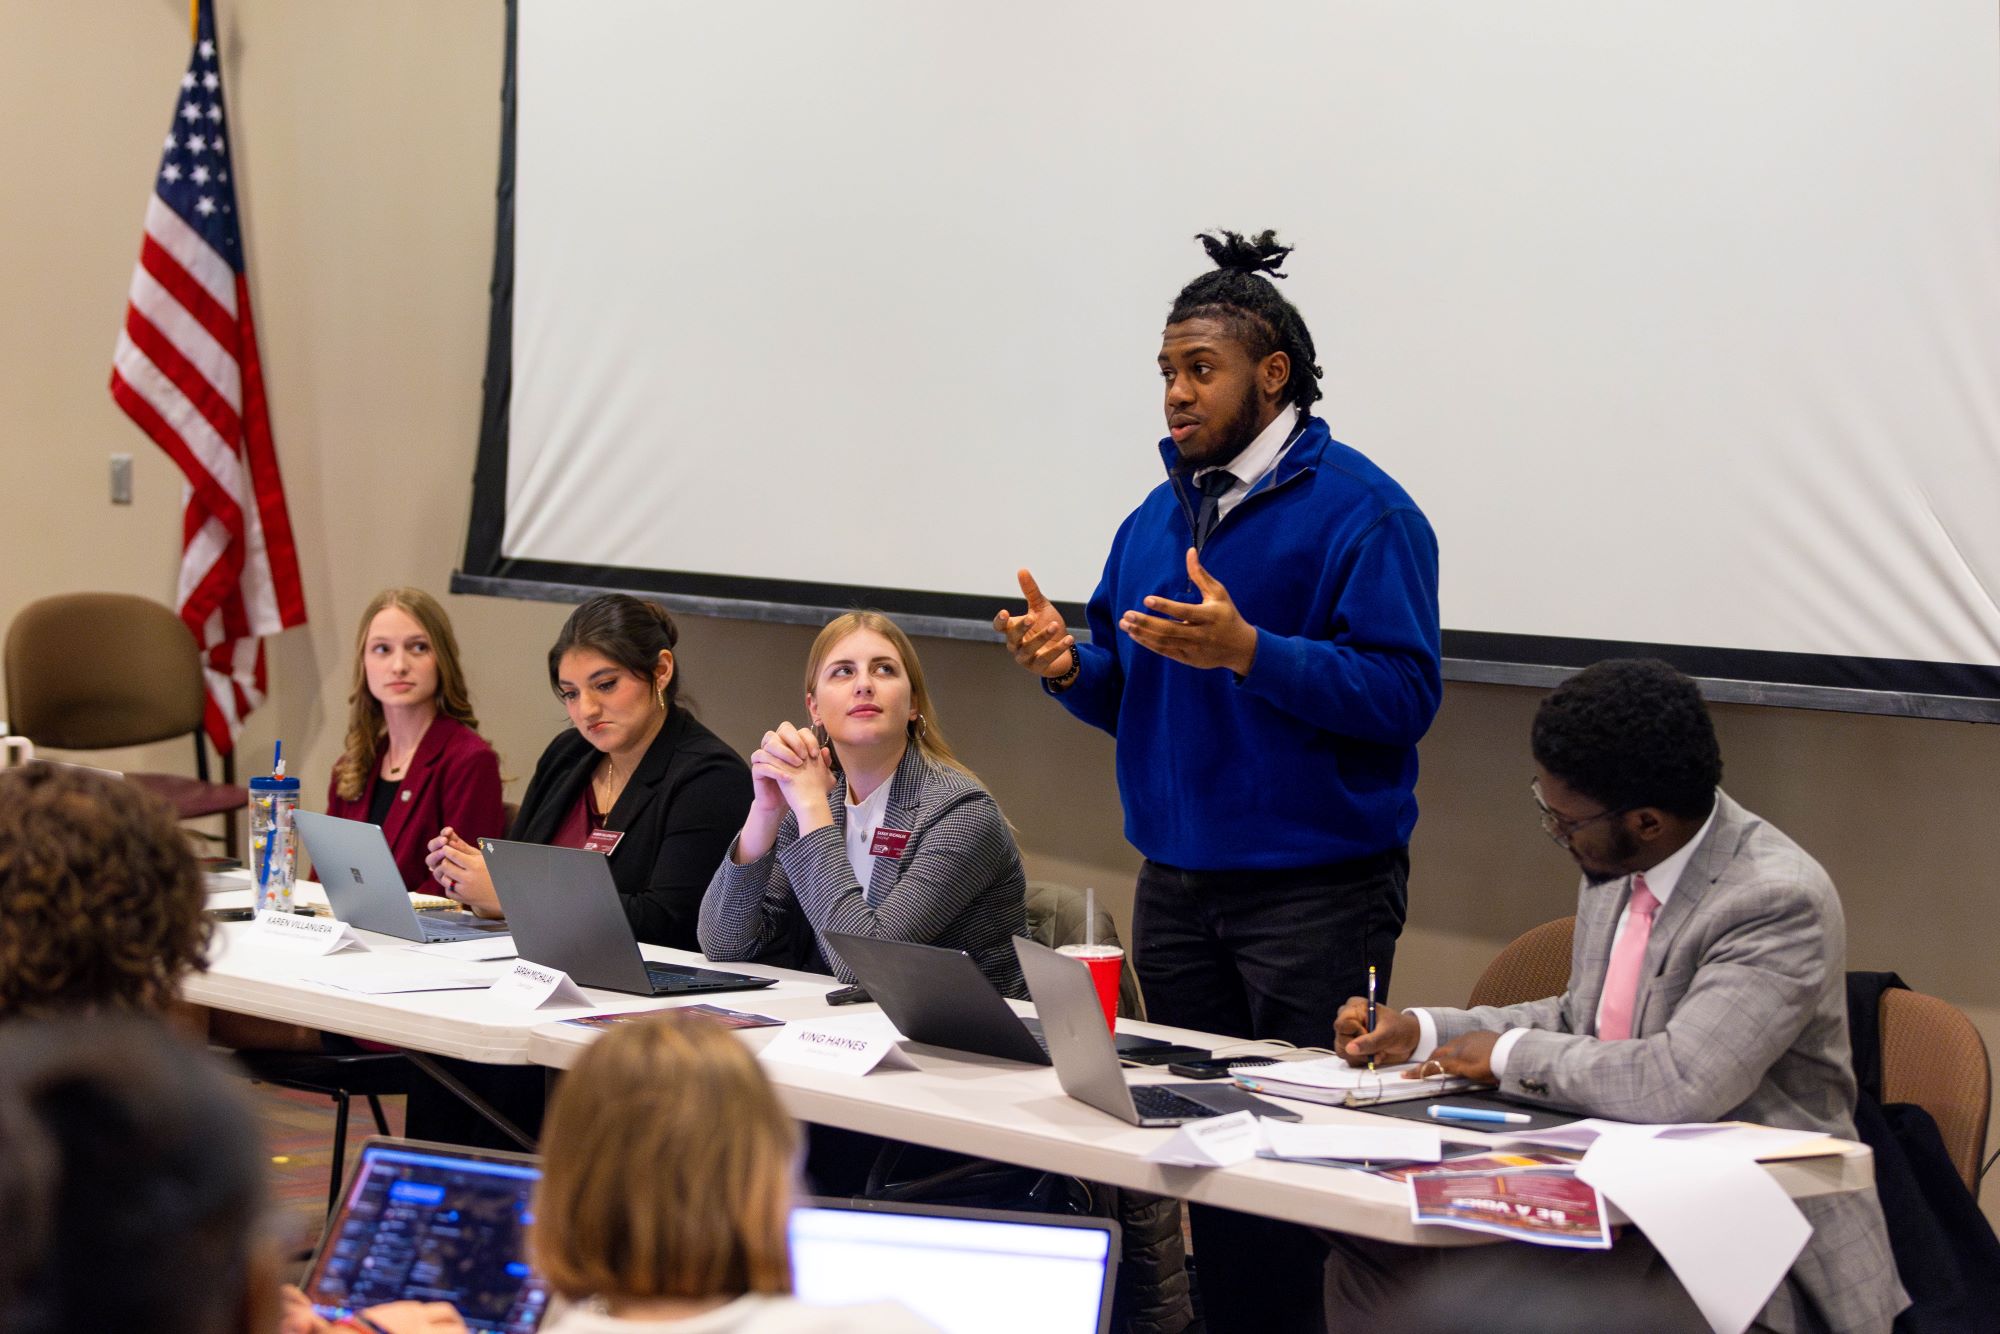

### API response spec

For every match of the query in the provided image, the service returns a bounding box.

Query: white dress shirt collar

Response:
[1193,404,1299,518]
[1630,794,1720,906]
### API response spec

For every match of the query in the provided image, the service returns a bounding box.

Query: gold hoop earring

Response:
[812,721,830,750]
[908,714,927,741]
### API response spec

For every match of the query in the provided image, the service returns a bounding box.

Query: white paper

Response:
[413,935,519,962]
[489,959,593,1010]
[1577,1135,1810,1334]
[1144,1111,1261,1167]
[251,910,364,956]
[1233,1055,1429,1090]
[759,1016,918,1076]
[1507,1119,1831,1162]
[1259,1121,1443,1164]
[305,961,497,995]
[1653,1124,1833,1159]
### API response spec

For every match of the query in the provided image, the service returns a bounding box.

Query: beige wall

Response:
[7,1,1996,1219]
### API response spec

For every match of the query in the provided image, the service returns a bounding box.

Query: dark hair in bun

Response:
[1167,229,1324,411]
[547,593,685,710]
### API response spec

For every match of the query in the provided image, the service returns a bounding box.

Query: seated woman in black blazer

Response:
[699,610,1027,996]
[426,594,750,951]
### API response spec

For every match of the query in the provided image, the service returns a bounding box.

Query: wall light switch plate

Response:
[110,453,133,505]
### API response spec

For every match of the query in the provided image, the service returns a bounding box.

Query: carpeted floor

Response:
[247,1078,406,1257]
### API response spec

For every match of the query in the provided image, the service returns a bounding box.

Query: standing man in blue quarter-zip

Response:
[996,229,1442,1333]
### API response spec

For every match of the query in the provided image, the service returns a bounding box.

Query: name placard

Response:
[489,959,593,1010]
[1144,1110,1261,1168]
[252,911,362,956]
[760,1021,917,1077]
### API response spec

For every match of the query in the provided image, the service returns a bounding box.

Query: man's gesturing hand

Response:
[993,568,1075,679]
[1119,548,1258,675]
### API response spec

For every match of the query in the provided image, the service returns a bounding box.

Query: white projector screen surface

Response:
[472,1,2000,713]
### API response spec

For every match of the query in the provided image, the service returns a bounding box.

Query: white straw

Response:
[1085,887,1095,950]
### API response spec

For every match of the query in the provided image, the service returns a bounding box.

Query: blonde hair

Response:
[532,1017,798,1303]
[332,588,481,802]
[804,611,973,779]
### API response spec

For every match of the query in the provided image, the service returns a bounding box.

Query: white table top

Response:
[189,875,1876,1242]
[187,876,838,1064]
[526,1004,1877,1244]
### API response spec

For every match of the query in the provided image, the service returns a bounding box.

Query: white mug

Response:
[0,728,35,768]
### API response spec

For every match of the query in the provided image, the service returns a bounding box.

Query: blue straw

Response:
[256,740,283,909]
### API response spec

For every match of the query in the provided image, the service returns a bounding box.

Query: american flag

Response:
[109,0,305,754]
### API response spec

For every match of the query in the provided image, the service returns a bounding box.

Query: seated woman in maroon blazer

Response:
[325,587,505,892]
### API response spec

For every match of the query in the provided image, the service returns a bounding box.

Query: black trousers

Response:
[1133,850,1410,1334]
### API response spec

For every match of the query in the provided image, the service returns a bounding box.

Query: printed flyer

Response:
[1407,1166,1611,1248]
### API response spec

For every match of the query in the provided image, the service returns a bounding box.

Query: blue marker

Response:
[1426,1105,1531,1126]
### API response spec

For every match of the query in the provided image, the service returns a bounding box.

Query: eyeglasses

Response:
[1528,778,1628,850]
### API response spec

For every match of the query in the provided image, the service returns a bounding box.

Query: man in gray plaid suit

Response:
[1331,658,1904,1332]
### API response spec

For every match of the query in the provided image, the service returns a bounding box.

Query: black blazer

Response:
[509,708,751,951]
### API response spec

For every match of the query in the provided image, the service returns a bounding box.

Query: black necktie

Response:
[1193,470,1235,549]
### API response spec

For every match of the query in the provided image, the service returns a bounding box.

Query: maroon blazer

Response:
[325,715,506,893]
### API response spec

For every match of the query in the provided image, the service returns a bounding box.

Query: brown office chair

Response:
[1880,987,1992,1193]
[1466,915,1576,1009]
[5,592,245,843]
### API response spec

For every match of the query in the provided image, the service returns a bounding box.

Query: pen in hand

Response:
[1366,963,1378,1073]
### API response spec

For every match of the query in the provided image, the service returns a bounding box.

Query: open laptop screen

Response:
[302,1139,550,1333]
[789,1200,1116,1334]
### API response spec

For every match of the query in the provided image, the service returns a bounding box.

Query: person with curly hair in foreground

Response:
[0,763,212,1018]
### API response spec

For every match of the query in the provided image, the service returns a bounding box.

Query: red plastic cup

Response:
[1057,943,1124,1033]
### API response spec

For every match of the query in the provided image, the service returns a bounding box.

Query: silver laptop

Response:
[480,838,778,998]
[294,811,508,944]
[1013,937,1291,1128]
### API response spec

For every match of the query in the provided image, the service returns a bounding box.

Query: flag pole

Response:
[190,0,199,41]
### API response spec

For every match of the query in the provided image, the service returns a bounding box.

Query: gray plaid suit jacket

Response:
[698,746,1028,998]
[1426,792,1904,1332]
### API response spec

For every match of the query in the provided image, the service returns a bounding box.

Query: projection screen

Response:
[458,1,2000,720]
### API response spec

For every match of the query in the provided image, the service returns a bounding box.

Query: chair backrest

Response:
[1024,880,1145,1021]
[1880,987,1992,1193]
[1466,915,1576,1010]
[5,594,206,750]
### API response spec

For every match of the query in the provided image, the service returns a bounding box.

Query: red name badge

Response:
[582,828,625,857]
[868,828,913,859]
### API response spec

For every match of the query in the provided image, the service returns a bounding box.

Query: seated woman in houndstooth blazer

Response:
[698,611,1028,998]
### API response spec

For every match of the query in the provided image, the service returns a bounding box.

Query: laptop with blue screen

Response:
[300,1138,549,1332]
[302,1140,1116,1334]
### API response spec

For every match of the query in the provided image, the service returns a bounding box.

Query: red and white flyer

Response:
[1407,1166,1611,1249]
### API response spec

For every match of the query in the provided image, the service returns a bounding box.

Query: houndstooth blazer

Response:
[1427,791,1905,1333]
[698,745,1028,998]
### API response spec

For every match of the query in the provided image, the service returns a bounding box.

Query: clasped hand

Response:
[423,825,502,917]
[750,721,835,822]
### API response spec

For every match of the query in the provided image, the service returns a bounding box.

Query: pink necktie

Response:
[1596,873,1658,1041]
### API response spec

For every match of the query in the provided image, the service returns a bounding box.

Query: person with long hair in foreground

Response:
[529,1015,931,1332]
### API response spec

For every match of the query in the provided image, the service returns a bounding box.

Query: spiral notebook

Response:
[1230,1055,1480,1107]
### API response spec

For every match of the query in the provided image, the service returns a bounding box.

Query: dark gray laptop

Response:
[480,838,777,998]
[294,811,508,944]
[824,931,1193,1067]
[1013,937,1292,1127]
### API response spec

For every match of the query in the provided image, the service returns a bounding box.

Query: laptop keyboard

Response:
[1130,1085,1218,1121]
